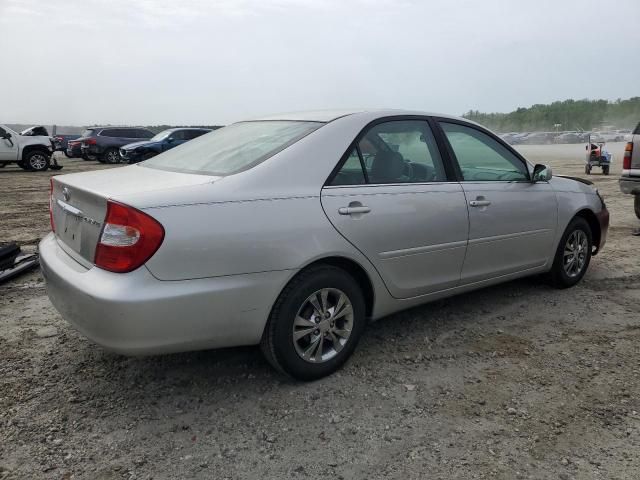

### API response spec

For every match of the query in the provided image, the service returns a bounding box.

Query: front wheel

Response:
[261,266,366,380]
[548,217,592,289]
[25,150,50,171]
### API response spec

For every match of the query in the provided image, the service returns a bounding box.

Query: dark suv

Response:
[79,127,154,163]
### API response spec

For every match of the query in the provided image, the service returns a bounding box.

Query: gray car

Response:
[40,110,610,380]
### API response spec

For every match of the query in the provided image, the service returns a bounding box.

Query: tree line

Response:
[463,97,640,133]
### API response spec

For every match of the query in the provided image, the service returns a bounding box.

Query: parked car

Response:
[522,132,555,144]
[53,134,81,156]
[554,132,583,144]
[65,139,84,158]
[0,124,55,171]
[79,127,154,163]
[41,110,609,380]
[619,122,640,219]
[119,128,212,164]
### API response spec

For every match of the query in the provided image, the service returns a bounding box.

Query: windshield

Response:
[141,120,323,176]
[150,130,172,141]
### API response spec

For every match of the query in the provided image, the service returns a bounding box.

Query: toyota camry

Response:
[40,110,609,380]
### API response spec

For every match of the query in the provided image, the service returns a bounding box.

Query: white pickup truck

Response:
[0,124,55,171]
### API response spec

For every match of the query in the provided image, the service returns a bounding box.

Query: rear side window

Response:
[169,130,188,141]
[100,129,123,137]
[142,121,322,176]
[440,122,529,182]
[137,129,154,139]
[330,120,447,185]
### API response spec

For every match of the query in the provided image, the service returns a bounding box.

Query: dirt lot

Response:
[1,145,639,480]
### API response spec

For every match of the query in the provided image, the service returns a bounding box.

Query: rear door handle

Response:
[338,206,371,215]
[469,199,491,207]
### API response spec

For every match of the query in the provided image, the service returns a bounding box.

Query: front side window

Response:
[440,122,529,182]
[330,120,446,186]
[169,130,188,141]
[142,121,322,176]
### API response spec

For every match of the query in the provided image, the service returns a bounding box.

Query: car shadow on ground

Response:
[65,275,550,406]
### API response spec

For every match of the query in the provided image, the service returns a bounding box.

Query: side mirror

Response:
[166,137,174,143]
[532,164,552,182]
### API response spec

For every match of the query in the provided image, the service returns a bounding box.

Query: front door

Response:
[438,121,558,284]
[0,126,19,161]
[321,119,469,299]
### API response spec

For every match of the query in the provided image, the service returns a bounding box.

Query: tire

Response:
[584,164,591,175]
[24,150,50,171]
[63,151,72,158]
[548,217,592,289]
[602,165,610,175]
[634,195,640,220]
[102,148,120,164]
[17,161,28,170]
[260,265,366,381]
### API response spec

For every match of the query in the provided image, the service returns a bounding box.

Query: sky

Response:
[1,0,638,126]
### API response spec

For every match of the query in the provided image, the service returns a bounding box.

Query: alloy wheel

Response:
[292,288,354,364]
[29,154,48,170]
[563,230,588,278]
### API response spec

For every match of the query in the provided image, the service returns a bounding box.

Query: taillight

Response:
[94,200,164,273]
[85,138,97,145]
[49,179,55,233]
[623,142,633,170]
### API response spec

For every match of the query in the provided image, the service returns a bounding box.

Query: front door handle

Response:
[338,205,371,215]
[469,198,491,207]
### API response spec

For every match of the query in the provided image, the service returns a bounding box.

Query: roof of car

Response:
[250,109,466,123]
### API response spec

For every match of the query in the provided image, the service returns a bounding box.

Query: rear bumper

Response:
[39,233,291,355]
[619,176,640,195]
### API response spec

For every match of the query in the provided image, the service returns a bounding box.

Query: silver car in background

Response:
[40,110,610,380]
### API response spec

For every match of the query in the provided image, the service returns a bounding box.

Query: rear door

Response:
[321,118,469,299]
[437,120,558,284]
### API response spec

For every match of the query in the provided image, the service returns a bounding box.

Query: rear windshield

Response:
[81,129,95,137]
[141,121,323,176]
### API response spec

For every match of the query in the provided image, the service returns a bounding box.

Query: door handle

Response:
[469,199,491,207]
[338,206,371,215]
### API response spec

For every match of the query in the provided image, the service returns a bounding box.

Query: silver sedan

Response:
[40,110,610,380]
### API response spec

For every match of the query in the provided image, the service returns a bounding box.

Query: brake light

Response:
[49,179,55,232]
[85,138,97,146]
[623,142,633,170]
[94,200,164,273]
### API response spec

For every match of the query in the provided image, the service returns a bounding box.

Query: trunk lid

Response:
[51,165,217,267]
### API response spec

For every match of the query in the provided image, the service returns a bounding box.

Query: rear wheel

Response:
[602,165,610,175]
[102,148,120,164]
[261,265,366,380]
[548,217,592,289]
[585,164,591,174]
[634,195,640,220]
[25,150,50,171]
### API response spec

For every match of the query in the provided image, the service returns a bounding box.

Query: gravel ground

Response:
[1,145,639,480]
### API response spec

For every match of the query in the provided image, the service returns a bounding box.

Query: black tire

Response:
[634,195,640,220]
[17,161,28,170]
[585,164,591,175]
[260,265,366,381]
[24,150,50,171]
[102,148,120,164]
[63,151,72,158]
[548,217,592,289]
[602,165,610,175]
